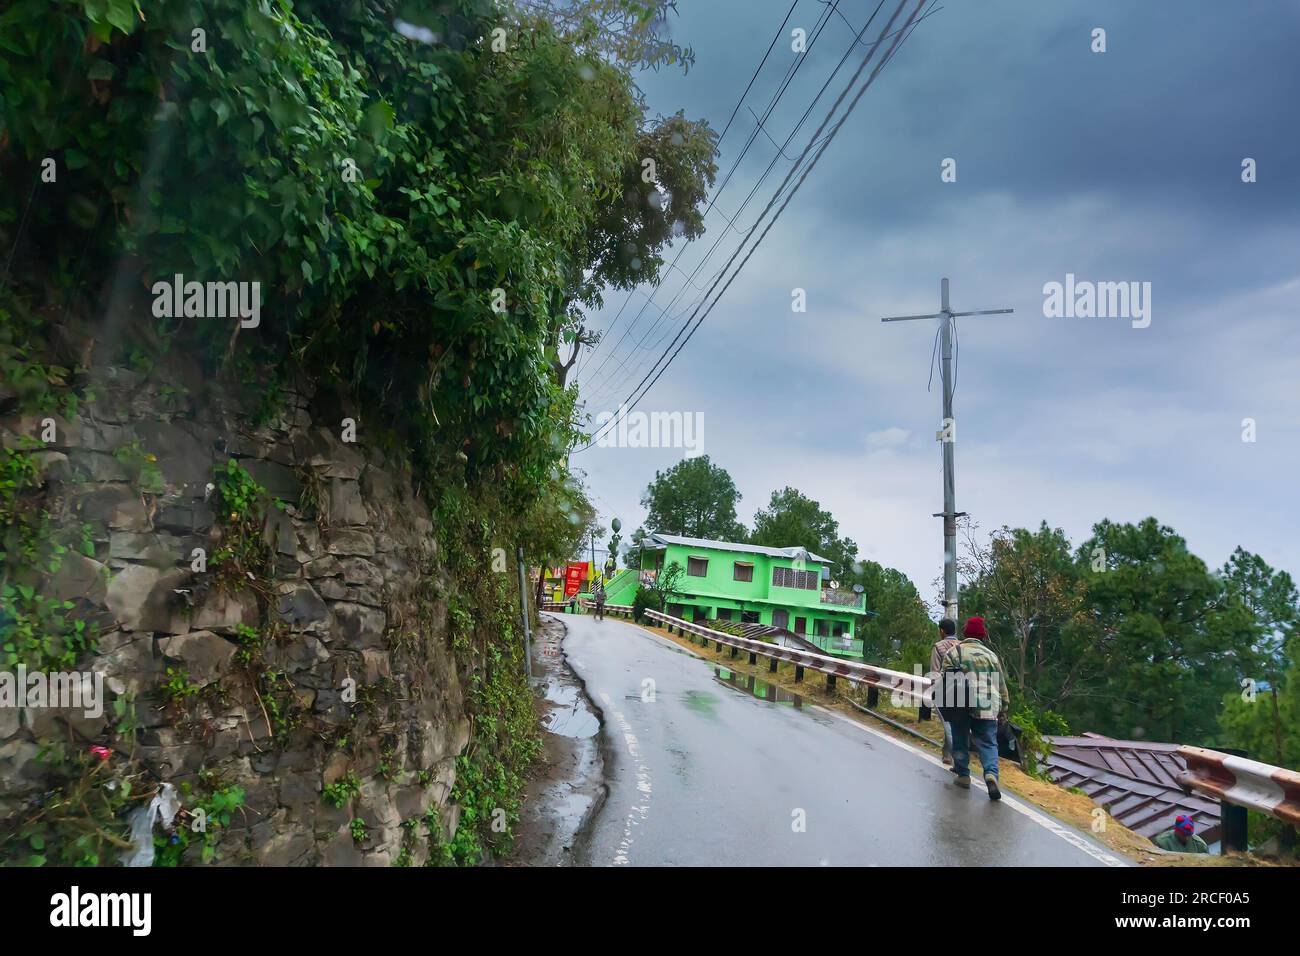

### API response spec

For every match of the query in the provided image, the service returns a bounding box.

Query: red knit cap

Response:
[963,616,987,638]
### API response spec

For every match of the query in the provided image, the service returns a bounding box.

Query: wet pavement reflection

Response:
[713,666,803,709]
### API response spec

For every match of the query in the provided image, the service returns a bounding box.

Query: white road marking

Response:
[619,618,1126,867]
[599,690,652,866]
[815,705,1127,867]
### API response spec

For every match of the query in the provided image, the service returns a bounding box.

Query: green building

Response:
[635,532,869,658]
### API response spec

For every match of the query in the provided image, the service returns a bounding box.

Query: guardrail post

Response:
[794,665,804,683]
[748,651,757,664]
[826,674,836,691]
[1222,803,1248,854]
[769,658,778,673]
[729,645,738,659]
[867,685,879,708]
[715,640,723,651]
[1217,747,1250,854]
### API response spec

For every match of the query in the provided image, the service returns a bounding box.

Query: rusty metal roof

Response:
[1042,734,1223,844]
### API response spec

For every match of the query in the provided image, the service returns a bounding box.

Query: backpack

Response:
[939,643,976,716]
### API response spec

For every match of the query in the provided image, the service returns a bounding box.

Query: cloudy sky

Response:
[568,0,1300,606]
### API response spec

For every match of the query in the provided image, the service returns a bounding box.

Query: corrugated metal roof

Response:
[644,532,833,565]
[1043,734,1222,844]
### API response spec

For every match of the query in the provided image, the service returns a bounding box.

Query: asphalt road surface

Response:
[552,612,1126,867]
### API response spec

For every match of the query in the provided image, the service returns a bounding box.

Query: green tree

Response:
[1218,548,1299,766]
[503,0,697,73]
[958,521,1097,714]
[750,487,857,577]
[852,560,934,671]
[523,468,597,603]
[624,524,648,569]
[1219,636,1299,770]
[640,455,744,540]
[1076,518,1255,744]
[554,109,717,387]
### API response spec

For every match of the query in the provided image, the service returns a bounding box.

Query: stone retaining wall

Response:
[1,346,470,866]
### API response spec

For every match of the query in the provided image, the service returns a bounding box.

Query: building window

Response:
[815,619,830,637]
[772,566,818,590]
[716,608,733,621]
[687,557,708,577]
[742,610,760,624]
[733,561,754,582]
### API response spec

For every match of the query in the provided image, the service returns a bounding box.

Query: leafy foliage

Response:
[0,0,713,489]
[751,486,858,577]
[640,454,744,540]
[960,517,1286,753]
[0,444,96,670]
[851,559,933,672]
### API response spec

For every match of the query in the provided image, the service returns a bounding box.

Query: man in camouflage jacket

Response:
[939,616,1009,801]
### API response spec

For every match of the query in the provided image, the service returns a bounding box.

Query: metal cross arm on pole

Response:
[882,309,1012,322]
[878,278,1014,621]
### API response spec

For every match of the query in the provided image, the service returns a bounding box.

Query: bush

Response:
[1008,702,1069,777]
[631,585,662,623]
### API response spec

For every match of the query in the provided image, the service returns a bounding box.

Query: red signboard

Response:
[563,563,585,598]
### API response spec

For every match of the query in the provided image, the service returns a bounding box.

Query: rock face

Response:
[0,354,471,866]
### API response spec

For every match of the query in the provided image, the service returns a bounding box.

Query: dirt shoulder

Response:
[507,614,606,866]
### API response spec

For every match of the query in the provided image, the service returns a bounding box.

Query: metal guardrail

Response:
[547,599,635,617]
[592,601,633,617]
[643,608,929,702]
[1176,745,1300,827]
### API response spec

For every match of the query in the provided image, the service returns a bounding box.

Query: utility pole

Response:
[880,278,1013,621]
[590,531,598,590]
[515,546,534,680]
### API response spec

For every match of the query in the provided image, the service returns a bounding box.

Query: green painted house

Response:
[636,532,869,658]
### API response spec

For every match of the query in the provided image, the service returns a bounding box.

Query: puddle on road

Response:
[713,667,804,709]
[542,681,600,738]
[681,688,719,718]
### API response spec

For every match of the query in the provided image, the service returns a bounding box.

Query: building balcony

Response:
[806,634,864,658]
[819,587,863,609]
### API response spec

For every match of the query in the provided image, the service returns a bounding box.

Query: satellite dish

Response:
[829,580,840,590]
[852,584,865,594]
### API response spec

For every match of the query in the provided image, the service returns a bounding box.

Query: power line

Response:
[577,0,841,387]
[577,0,931,453]
[580,1,851,402]
[581,0,944,411]
[580,0,942,401]
[586,0,938,418]
[574,0,807,382]
[580,0,905,423]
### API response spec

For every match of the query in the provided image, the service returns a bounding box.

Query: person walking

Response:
[1153,815,1209,853]
[939,616,1008,801]
[594,585,607,621]
[929,618,960,766]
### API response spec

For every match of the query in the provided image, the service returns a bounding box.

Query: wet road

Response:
[552,612,1126,867]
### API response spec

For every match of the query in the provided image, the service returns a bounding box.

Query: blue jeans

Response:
[947,711,998,780]
[936,708,953,761]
